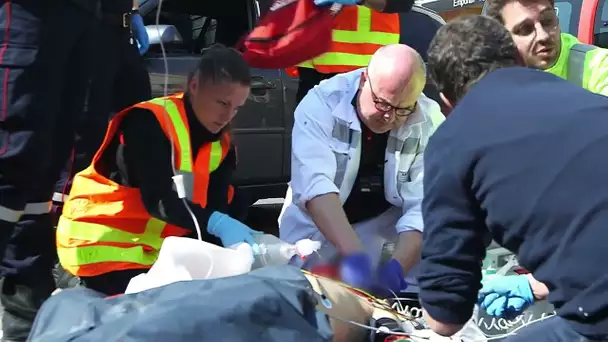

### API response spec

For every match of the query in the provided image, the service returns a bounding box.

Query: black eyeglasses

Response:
[368,75,417,117]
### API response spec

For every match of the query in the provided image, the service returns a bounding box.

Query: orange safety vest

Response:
[298,6,400,74]
[56,93,234,277]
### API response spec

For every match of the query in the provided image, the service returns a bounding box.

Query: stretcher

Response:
[36,237,551,342]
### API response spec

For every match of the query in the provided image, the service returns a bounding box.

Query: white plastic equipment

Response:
[251,234,321,269]
[124,234,321,295]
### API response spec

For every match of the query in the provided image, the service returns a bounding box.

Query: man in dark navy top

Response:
[419,15,608,341]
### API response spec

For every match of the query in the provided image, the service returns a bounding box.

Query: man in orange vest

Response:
[294,0,423,103]
[55,44,262,296]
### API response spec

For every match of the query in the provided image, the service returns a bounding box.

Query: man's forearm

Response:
[133,0,139,9]
[392,230,422,273]
[306,193,362,254]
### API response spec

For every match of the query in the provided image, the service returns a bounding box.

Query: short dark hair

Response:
[427,15,521,103]
[192,44,251,86]
[485,0,555,23]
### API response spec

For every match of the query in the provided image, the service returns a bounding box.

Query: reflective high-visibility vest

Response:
[56,93,234,277]
[298,6,400,74]
[546,33,608,96]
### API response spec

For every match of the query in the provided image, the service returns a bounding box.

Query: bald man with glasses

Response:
[278,44,445,297]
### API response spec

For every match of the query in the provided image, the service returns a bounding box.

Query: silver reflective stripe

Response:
[568,44,597,87]
[176,170,194,201]
[0,206,23,222]
[333,152,350,189]
[387,136,420,154]
[332,118,361,188]
[332,118,351,143]
[52,192,69,203]
[24,202,52,215]
[389,137,421,195]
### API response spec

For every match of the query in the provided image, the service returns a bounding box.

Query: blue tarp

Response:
[28,265,334,342]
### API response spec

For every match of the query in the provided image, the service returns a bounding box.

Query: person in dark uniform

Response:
[419,15,608,340]
[0,0,100,341]
[53,0,151,215]
[55,45,258,296]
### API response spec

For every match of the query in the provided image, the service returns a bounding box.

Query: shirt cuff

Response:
[293,178,340,207]
[396,212,423,233]
[420,294,475,325]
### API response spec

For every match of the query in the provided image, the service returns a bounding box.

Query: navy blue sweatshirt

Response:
[418,67,608,337]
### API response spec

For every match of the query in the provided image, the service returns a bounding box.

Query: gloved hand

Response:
[371,258,407,298]
[339,252,373,290]
[207,212,262,250]
[314,0,360,6]
[130,13,150,55]
[478,275,534,318]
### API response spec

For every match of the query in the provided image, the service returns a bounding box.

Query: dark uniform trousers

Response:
[0,1,99,340]
[295,67,336,105]
[53,21,152,212]
[50,18,152,298]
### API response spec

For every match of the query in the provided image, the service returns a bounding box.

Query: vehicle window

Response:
[594,0,608,47]
[555,0,582,36]
[143,0,253,54]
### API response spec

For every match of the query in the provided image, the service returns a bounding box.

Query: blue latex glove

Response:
[371,258,407,298]
[478,275,534,318]
[314,0,360,6]
[339,252,373,290]
[207,212,262,252]
[130,13,149,55]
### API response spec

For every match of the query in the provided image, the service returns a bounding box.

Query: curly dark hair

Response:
[427,15,522,104]
[484,0,555,23]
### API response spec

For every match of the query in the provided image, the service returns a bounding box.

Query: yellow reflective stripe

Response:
[208,141,223,172]
[358,6,371,31]
[148,98,193,172]
[58,244,159,267]
[57,217,166,251]
[297,7,399,68]
[297,60,314,68]
[311,52,374,67]
[584,48,608,96]
[332,30,400,45]
[332,7,399,45]
[57,217,165,267]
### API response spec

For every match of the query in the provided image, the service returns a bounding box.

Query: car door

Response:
[593,0,608,47]
[228,0,287,189]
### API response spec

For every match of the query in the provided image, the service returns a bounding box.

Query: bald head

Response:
[357,44,427,133]
[367,44,426,103]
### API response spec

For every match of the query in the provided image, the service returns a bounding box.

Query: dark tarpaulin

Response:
[28,265,334,342]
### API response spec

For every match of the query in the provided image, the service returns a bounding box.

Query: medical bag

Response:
[239,0,341,69]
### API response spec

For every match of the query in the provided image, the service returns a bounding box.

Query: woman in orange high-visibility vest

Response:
[55,44,262,296]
